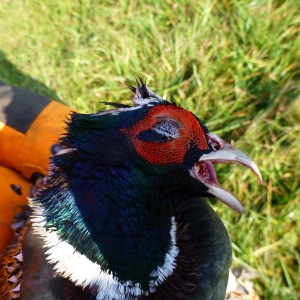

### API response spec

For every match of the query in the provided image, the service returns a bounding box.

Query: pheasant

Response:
[0,79,262,300]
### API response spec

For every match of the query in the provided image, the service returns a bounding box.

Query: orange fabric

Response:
[17,101,72,179]
[0,101,73,180]
[0,167,30,251]
[0,122,25,171]
[0,100,74,251]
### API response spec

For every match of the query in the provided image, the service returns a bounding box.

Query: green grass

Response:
[0,0,299,298]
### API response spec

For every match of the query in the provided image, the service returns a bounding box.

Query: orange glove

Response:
[0,82,73,251]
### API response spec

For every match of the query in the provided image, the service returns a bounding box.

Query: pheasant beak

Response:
[190,132,262,213]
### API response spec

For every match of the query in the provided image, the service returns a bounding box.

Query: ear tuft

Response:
[133,77,150,99]
[131,77,164,105]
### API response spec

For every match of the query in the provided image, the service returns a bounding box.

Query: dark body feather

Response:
[21,196,231,300]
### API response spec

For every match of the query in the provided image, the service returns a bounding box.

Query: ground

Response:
[0,1,299,299]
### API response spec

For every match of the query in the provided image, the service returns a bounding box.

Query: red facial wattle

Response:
[123,104,208,165]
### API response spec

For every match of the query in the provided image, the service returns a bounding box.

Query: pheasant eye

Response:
[153,119,182,140]
[137,119,182,143]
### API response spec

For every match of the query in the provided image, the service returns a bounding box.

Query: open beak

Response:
[190,132,262,213]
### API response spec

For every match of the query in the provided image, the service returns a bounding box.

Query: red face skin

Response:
[122,105,209,165]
